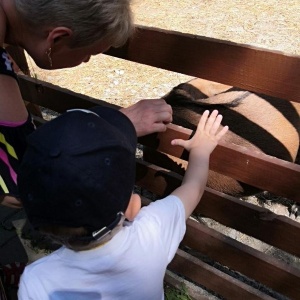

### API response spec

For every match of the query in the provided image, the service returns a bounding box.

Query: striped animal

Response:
[146,78,300,197]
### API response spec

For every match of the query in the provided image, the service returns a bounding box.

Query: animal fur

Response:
[146,78,300,197]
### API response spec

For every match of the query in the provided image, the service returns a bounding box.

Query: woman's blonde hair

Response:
[14,0,134,48]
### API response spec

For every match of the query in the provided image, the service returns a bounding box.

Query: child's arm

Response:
[171,110,228,220]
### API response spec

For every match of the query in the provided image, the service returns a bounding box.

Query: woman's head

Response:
[14,0,134,68]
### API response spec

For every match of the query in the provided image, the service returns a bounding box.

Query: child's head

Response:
[18,107,137,250]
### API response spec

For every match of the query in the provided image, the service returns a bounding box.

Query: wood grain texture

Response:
[106,26,300,103]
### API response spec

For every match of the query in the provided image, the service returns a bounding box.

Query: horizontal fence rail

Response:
[168,249,276,300]
[105,25,300,103]
[136,159,300,257]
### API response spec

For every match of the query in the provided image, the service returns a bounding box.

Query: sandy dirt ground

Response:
[26,0,300,108]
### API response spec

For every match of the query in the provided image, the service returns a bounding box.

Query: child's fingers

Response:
[172,110,228,148]
[204,110,219,133]
[171,138,187,148]
[209,114,223,135]
[216,125,229,140]
[197,110,210,132]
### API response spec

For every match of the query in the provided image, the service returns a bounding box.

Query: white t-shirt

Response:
[18,195,186,300]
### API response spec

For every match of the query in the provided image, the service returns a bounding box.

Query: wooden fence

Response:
[8,25,300,299]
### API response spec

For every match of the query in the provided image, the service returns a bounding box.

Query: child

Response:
[17,106,228,299]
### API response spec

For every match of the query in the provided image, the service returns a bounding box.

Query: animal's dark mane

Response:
[163,83,245,110]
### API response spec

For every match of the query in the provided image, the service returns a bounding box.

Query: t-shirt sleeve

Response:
[135,195,186,263]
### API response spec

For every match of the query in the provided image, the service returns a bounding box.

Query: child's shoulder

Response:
[137,194,185,223]
[22,250,57,278]
[146,194,183,210]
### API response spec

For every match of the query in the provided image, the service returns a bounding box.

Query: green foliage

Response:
[164,283,192,300]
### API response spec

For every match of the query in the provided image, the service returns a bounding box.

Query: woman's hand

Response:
[120,99,172,137]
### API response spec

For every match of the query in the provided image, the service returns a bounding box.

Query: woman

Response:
[0,0,172,208]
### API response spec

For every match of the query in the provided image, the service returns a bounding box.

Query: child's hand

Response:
[171,110,228,219]
[171,110,228,155]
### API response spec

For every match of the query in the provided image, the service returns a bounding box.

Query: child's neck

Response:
[78,223,124,251]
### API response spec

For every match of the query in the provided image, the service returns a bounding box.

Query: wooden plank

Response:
[139,125,300,202]
[135,160,300,257]
[136,159,182,196]
[18,75,118,113]
[198,189,300,257]
[6,46,30,75]
[105,25,300,103]
[210,144,300,202]
[164,271,208,300]
[168,249,276,300]
[183,219,300,299]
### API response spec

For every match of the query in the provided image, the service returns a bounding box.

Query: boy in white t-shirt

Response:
[17,106,228,300]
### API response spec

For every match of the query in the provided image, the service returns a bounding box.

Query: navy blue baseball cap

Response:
[18,106,137,234]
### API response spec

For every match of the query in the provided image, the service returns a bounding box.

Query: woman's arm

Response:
[0,74,28,122]
[0,7,28,123]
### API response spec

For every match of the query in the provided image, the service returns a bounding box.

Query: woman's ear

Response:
[46,27,72,45]
[125,194,141,221]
